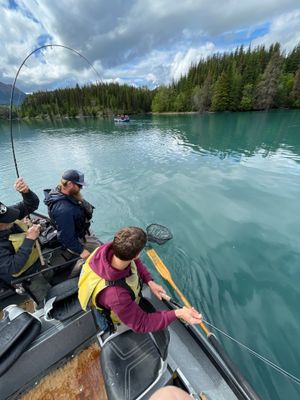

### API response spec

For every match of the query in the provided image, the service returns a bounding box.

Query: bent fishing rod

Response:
[8,44,101,265]
[9,43,101,178]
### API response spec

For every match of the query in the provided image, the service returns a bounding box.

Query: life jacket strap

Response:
[97,278,137,334]
[106,278,136,301]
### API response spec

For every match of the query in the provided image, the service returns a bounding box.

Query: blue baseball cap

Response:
[62,169,87,186]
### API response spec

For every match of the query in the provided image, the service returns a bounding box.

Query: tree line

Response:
[152,43,300,112]
[16,42,300,119]
[19,82,154,119]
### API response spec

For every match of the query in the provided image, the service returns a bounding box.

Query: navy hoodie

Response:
[44,188,91,254]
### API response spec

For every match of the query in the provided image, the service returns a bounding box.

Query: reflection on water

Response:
[1,110,300,400]
[152,111,300,162]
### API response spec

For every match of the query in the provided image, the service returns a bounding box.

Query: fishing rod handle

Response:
[35,239,45,266]
[161,292,180,306]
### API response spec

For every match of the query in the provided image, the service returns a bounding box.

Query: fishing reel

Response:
[31,217,58,247]
[32,218,48,232]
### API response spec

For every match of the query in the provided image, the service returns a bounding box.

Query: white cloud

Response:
[0,4,43,73]
[170,43,216,82]
[252,10,300,51]
[0,0,299,92]
[146,73,158,86]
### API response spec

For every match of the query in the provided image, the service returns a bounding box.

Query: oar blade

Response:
[146,248,172,281]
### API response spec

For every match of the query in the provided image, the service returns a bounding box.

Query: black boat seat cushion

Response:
[0,312,41,376]
[45,277,82,321]
[138,297,170,361]
[100,328,170,400]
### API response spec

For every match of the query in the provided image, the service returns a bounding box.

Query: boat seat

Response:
[100,326,170,400]
[44,277,82,321]
[0,280,14,300]
[0,306,41,377]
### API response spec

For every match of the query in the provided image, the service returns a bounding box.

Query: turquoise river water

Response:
[0,110,300,400]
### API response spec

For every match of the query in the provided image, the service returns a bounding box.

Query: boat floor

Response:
[4,294,239,400]
[20,342,107,400]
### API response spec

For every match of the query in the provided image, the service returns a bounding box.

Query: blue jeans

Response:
[93,310,109,332]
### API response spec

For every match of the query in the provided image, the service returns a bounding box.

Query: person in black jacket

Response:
[0,178,51,307]
[44,169,101,276]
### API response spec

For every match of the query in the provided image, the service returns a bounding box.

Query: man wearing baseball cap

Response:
[44,169,101,275]
[0,178,51,307]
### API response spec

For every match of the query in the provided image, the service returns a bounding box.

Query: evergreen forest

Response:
[152,42,300,112]
[19,42,300,119]
[19,83,154,119]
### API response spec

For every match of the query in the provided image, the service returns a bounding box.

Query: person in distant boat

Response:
[0,178,51,307]
[44,169,101,276]
[78,226,202,333]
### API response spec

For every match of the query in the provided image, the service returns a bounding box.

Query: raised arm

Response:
[13,178,40,219]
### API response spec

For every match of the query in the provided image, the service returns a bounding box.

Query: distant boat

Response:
[114,115,130,123]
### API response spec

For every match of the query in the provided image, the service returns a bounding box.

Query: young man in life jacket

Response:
[44,169,102,276]
[78,226,202,333]
[0,178,51,307]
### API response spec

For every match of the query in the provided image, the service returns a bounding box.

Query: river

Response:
[1,110,300,400]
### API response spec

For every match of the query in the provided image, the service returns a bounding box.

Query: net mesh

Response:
[146,224,173,245]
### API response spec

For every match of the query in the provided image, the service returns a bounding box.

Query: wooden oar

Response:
[146,247,210,336]
[35,237,45,266]
[146,245,260,400]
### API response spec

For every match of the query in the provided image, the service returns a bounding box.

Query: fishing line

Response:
[203,319,300,386]
[164,291,300,386]
[9,44,101,177]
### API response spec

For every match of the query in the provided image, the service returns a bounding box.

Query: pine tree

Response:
[229,67,242,111]
[285,45,300,74]
[255,51,283,110]
[211,72,230,111]
[174,92,188,111]
[291,64,300,107]
[275,73,294,108]
[192,74,213,112]
[240,84,254,111]
[151,87,171,112]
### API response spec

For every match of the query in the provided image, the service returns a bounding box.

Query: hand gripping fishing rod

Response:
[145,224,260,400]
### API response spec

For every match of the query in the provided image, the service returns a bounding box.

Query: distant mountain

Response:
[0,82,26,105]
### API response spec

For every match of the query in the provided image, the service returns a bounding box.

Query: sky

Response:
[0,0,300,93]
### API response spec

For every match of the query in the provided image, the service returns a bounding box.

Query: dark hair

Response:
[112,227,147,261]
